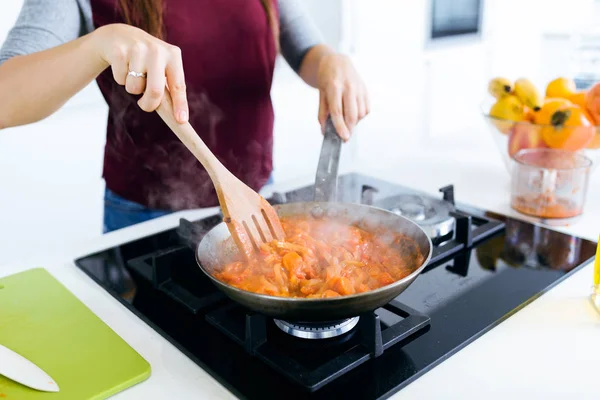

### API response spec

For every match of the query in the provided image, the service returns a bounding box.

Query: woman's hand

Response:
[317,53,369,142]
[94,24,188,123]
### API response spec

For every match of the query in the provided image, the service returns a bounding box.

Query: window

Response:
[430,0,481,39]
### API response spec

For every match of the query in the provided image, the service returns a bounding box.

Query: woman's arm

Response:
[0,0,188,129]
[278,0,369,141]
[278,0,323,85]
[0,0,89,128]
[295,44,334,88]
[0,33,107,128]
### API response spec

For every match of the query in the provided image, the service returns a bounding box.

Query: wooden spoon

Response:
[156,90,285,259]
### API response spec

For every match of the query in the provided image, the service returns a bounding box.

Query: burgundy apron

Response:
[91,0,277,210]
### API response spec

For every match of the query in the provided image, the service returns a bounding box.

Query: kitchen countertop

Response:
[1,152,599,400]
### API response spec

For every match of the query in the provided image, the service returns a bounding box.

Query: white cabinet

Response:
[421,44,489,143]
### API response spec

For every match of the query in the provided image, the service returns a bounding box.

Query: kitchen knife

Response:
[0,343,59,392]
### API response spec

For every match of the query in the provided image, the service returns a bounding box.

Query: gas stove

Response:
[75,173,597,399]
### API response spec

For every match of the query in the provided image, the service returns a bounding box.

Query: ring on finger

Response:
[128,70,147,78]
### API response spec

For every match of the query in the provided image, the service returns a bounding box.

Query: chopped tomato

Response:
[299,279,323,295]
[213,216,424,298]
[377,272,395,286]
[332,277,355,295]
[322,290,341,298]
[282,251,302,270]
[356,284,370,293]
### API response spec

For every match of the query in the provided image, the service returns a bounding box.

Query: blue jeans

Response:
[103,188,172,233]
[103,174,274,233]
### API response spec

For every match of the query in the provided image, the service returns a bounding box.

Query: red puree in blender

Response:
[511,194,582,219]
[511,149,588,219]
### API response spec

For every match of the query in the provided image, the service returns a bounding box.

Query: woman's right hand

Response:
[94,23,188,123]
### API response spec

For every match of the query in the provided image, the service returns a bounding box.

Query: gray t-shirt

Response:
[0,0,322,72]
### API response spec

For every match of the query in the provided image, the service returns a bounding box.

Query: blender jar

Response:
[510,148,592,224]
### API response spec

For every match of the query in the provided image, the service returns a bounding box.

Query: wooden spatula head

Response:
[156,89,284,260]
[218,181,285,260]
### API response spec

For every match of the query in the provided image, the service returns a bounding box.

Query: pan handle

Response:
[313,116,342,202]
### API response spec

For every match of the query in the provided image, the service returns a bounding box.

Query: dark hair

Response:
[118,0,279,48]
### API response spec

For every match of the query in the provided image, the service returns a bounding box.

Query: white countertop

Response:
[1,152,599,400]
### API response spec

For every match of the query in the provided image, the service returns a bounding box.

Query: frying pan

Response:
[196,120,433,322]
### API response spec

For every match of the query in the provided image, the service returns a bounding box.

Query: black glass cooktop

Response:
[75,174,597,400]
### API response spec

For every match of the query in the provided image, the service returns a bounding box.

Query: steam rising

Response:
[142,90,225,210]
[101,58,278,213]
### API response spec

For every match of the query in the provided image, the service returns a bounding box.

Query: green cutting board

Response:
[0,268,151,399]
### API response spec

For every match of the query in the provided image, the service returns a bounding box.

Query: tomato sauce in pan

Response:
[213,216,425,298]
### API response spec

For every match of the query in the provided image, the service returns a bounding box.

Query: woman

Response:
[0,0,369,232]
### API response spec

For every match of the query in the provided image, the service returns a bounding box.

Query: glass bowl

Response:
[480,99,600,174]
[510,148,592,225]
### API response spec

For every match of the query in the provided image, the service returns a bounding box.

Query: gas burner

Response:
[375,194,455,244]
[395,201,428,221]
[273,317,360,339]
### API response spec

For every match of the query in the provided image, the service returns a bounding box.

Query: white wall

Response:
[0,1,21,44]
[340,0,494,167]
[0,0,108,263]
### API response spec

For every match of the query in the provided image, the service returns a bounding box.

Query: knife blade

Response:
[313,116,342,203]
[0,344,59,392]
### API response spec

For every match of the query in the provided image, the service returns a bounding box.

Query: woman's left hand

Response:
[317,54,369,142]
